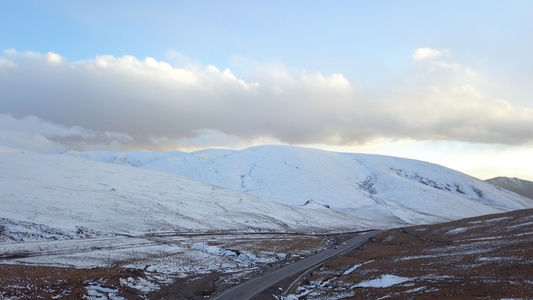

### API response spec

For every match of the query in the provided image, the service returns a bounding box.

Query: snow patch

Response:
[342,260,374,275]
[192,243,275,265]
[352,274,411,288]
[85,283,125,300]
[119,277,159,293]
[446,227,468,234]
[469,217,513,224]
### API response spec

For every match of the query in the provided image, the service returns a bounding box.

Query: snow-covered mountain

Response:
[486,177,533,200]
[65,145,533,226]
[0,151,369,237]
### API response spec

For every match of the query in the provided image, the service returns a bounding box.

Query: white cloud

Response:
[464,68,477,76]
[412,48,477,77]
[45,52,65,65]
[451,85,483,99]
[412,48,450,61]
[429,61,461,70]
[0,49,532,152]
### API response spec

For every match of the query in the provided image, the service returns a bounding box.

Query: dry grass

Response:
[0,264,144,299]
[4,208,533,300]
[276,209,533,299]
[209,235,330,259]
[0,233,344,299]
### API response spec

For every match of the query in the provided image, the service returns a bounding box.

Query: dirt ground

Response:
[266,209,533,299]
[0,264,145,299]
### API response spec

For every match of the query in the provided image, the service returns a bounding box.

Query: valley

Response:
[1,145,533,299]
[2,209,533,299]
[0,231,360,299]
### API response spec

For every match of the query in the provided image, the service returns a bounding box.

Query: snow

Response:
[343,263,364,275]
[486,176,533,200]
[65,145,533,227]
[446,227,468,234]
[405,286,427,293]
[342,260,373,275]
[352,274,411,288]
[0,151,365,237]
[2,144,533,298]
[0,149,375,289]
[0,145,27,153]
[85,283,125,300]
[119,277,159,293]
[476,256,519,262]
[192,243,275,265]
[469,216,513,224]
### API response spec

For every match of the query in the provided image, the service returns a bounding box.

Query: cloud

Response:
[412,48,450,61]
[0,114,132,152]
[1,49,532,151]
[411,47,477,76]
[0,57,16,69]
[45,52,65,65]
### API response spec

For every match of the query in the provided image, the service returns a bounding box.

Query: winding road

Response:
[212,230,383,300]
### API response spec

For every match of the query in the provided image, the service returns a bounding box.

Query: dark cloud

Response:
[1,49,532,151]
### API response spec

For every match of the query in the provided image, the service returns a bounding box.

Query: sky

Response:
[1,1,532,181]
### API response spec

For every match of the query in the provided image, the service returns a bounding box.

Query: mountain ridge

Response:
[486,176,533,200]
[64,145,533,226]
[0,151,369,237]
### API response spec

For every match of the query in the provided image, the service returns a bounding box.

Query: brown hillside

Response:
[273,209,533,299]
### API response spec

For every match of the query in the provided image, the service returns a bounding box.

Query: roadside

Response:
[210,231,382,300]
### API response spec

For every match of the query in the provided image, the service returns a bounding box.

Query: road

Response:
[211,230,384,300]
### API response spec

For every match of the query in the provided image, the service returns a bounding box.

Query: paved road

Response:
[211,230,384,300]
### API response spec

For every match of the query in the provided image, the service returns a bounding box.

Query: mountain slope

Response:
[65,145,533,226]
[486,176,533,200]
[0,152,369,237]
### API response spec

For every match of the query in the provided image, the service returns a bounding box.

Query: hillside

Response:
[1,150,366,299]
[275,208,533,299]
[486,176,533,200]
[66,145,533,226]
[2,147,533,299]
[0,151,368,238]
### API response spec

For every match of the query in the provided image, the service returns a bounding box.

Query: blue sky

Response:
[4,1,531,81]
[1,1,532,180]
